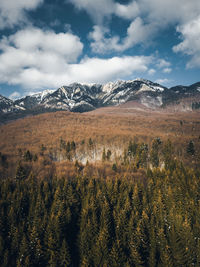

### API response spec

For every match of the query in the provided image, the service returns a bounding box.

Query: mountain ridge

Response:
[0,79,200,121]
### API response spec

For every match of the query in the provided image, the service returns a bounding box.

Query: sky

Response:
[0,0,200,99]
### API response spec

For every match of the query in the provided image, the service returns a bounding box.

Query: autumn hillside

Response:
[0,107,200,179]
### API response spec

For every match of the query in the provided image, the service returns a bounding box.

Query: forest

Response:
[0,136,200,266]
[0,110,200,266]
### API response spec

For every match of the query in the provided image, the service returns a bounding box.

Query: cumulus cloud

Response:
[156,59,171,69]
[0,27,83,89]
[67,0,114,24]
[2,55,152,90]
[114,1,140,20]
[173,16,200,68]
[6,27,83,62]
[89,18,155,53]
[0,0,43,29]
[0,27,153,90]
[70,0,200,68]
[68,55,152,84]
[154,59,172,74]
[68,0,140,24]
[139,0,200,26]
[139,0,200,69]
[69,0,200,26]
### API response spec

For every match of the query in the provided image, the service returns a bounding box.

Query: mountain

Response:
[13,79,168,112]
[0,79,200,121]
[162,81,200,111]
[0,95,25,114]
[14,89,55,110]
[101,79,166,108]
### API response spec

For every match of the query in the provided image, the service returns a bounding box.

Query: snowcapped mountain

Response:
[14,89,55,110]
[0,95,25,114]
[100,79,167,108]
[40,84,102,112]
[0,80,200,120]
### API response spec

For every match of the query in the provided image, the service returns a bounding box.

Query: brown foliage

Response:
[0,108,200,178]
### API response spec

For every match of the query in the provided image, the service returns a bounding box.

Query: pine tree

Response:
[47,230,59,267]
[94,227,110,266]
[71,140,76,150]
[15,163,27,180]
[150,138,162,167]
[17,235,30,267]
[106,149,112,160]
[187,140,195,156]
[23,150,32,161]
[157,229,173,267]
[102,148,106,162]
[162,139,174,170]
[59,239,71,267]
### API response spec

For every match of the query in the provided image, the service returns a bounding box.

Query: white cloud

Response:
[0,27,83,89]
[139,0,200,26]
[155,78,171,85]
[114,1,140,20]
[5,55,152,89]
[148,69,156,75]
[123,18,155,49]
[163,68,172,73]
[67,0,114,24]
[0,27,153,90]
[4,55,152,90]
[8,27,83,62]
[0,0,43,29]
[173,16,200,68]
[69,0,200,26]
[89,18,155,53]
[68,0,140,23]
[9,91,21,100]
[70,0,200,68]
[68,55,152,84]
[156,59,171,69]
[0,25,178,92]
[140,1,200,68]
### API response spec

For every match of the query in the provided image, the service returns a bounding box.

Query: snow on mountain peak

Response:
[30,89,55,100]
[102,81,124,93]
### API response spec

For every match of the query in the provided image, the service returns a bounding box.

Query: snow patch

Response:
[30,89,55,100]
[137,84,156,93]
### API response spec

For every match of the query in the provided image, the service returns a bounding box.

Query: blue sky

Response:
[0,0,200,99]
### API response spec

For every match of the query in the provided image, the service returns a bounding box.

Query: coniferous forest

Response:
[0,112,200,266]
[0,141,200,266]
